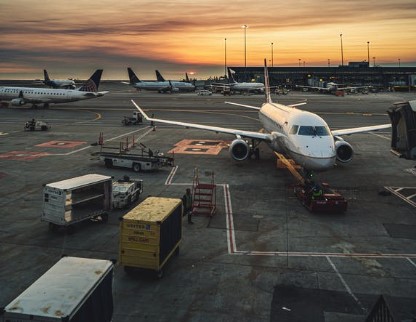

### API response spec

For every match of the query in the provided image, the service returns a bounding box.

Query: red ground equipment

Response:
[294,182,347,213]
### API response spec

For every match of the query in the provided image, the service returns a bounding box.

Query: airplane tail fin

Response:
[43,69,50,82]
[185,73,190,83]
[78,69,103,92]
[127,67,141,84]
[227,68,237,84]
[264,59,272,104]
[155,70,165,82]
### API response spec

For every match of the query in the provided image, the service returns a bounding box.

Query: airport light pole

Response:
[398,58,401,67]
[373,56,376,67]
[340,33,344,66]
[242,25,248,68]
[367,41,370,66]
[224,38,227,78]
[271,42,274,67]
[328,59,330,67]
[298,59,301,67]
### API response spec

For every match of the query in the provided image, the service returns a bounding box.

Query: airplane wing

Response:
[224,101,261,110]
[131,100,278,141]
[331,124,391,136]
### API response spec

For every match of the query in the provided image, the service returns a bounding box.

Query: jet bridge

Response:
[387,100,416,160]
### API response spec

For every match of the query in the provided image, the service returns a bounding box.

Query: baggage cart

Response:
[42,174,112,231]
[119,197,182,278]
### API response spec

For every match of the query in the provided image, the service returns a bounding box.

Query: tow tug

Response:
[122,111,143,126]
[24,119,50,131]
[275,152,347,213]
[293,181,348,213]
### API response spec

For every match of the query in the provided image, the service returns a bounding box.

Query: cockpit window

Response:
[289,125,299,134]
[298,126,330,136]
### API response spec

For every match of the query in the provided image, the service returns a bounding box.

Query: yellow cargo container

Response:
[119,197,182,277]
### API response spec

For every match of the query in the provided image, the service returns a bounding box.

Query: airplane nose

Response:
[306,156,336,171]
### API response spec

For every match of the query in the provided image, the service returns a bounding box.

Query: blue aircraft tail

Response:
[78,69,103,92]
[127,67,141,84]
[155,70,165,82]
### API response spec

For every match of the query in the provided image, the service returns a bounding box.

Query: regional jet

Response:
[131,60,390,172]
[43,69,76,89]
[296,82,369,94]
[126,68,194,93]
[155,70,195,90]
[210,68,264,94]
[0,70,108,108]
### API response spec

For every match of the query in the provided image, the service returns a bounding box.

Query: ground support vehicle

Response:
[24,119,50,131]
[42,174,112,231]
[294,182,348,213]
[112,176,143,209]
[122,111,143,125]
[119,197,182,278]
[1,256,114,322]
[95,150,174,172]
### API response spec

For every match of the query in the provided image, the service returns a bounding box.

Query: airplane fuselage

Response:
[134,81,194,92]
[231,82,264,92]
[0,86,105,106]
[258,102,336,171]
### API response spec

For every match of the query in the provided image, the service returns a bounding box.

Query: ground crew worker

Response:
[311,184,323,200]
[182,188,194,224]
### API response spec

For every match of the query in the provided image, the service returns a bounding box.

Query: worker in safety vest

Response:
[182,188,194,224]
[311,184,323,200]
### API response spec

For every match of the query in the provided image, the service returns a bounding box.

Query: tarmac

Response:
[0,83,415,322]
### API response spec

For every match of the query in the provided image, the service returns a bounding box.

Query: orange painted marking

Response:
[36,140,86,149]
[0,151,50,160]
[169,139,229,155]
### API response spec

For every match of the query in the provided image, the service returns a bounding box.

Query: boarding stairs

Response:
[192,168,216,217]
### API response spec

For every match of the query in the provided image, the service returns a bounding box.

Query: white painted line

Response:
[326,256,366,313]
[371,133,390,141]
[385,186,416,208]
[165,166,178,185]
[407,258,416,269]
[48,127,154,156]
[224,184,237,254]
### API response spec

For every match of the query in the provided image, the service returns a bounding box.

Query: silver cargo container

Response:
[42,174,112,229]
[1,256,114,322]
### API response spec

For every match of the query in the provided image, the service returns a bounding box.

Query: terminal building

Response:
[228,62,416,90]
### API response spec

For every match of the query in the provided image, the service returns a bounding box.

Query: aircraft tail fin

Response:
[127,67,141,84]
[185,73,190,83]
[155,70,165,82]
[264,59,272,104]
[43,69,50,82]
[227,68,237,84]
[78,69,103,92]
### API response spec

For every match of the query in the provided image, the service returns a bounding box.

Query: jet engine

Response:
[335,140,353,163]
[10,98,25,106]
[229,138,250,161]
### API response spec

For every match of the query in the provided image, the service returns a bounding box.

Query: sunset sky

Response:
[1,0,415,80]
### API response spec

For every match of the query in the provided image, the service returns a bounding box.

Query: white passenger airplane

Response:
[43,69,76,89]
[131,60,390,172]
[296,82,369,94]
[0,70,108,108]
[210,68,264,94]
[127,68,195,93]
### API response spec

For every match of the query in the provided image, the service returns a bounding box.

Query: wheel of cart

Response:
[104,158,113,168]
[156,269,164,279]
[132,162,141,172]
[101,213,109,223]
